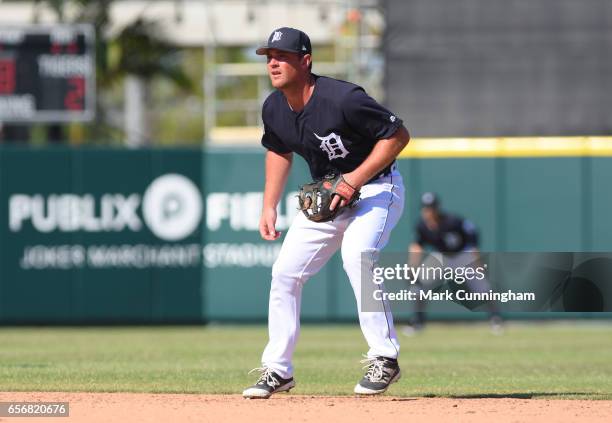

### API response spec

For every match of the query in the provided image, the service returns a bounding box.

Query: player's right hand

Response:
[260,208,281,241]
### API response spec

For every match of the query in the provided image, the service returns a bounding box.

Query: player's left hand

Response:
[329,173,361,211]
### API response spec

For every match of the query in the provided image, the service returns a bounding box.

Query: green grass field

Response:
[1,323,611,399]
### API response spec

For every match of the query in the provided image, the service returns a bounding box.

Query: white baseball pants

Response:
[261,169,405,378]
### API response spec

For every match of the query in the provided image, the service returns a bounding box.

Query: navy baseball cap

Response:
[256,27,312,56]
[421,192,440,208]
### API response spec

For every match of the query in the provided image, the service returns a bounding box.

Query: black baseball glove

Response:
[297,174,360,222]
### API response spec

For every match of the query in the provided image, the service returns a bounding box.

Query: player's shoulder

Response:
[445,213,477,232]
[315,75,365,102]
[441,212,463,227]
[446,212,462,222]
[316,75,362,91]
[261,90,285,124]
[262,90,284,111]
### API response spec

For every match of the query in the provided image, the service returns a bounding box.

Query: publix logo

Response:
[142,174,202,241]
[8,174,203,242]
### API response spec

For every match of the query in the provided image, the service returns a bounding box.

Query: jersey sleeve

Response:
[342,87,403,142]
[261,123,291,154]
[462,219,479,248]
[260,98,292,154]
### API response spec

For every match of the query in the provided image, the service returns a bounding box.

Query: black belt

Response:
[316,161,396,184]
[366,161,396,185]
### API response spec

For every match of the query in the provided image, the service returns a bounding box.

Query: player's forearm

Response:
[344,125,410,188]
[263,150,293,209]
[409,242,424,267]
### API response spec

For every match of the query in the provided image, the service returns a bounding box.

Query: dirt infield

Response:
[1,392,611,423]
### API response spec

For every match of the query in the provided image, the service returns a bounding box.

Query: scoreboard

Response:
[0,25,95,122]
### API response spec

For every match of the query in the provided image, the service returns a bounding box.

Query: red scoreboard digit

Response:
[64,77,85,111]
[0,58,16,94]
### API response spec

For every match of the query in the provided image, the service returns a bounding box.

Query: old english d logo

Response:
[314,132,349,160]
[271,31,282,43]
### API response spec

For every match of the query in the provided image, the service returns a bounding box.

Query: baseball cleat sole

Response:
[242,380,296,399]
[354,370,401,395]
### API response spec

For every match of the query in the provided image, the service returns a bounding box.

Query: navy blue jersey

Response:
[261,75,403,180]
[415,213,479,253]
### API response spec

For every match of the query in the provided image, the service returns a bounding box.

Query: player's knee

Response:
[271,259,306,286]
[341,247,379,272]
[271,259,288,279]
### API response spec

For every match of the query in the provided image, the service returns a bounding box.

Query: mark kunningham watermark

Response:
[371,262,536,303]
[372,287,535,303]
[362,252,612,313]
[372,261,536,303]
[361,252,545,313]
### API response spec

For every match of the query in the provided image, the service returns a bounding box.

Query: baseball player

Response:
[242,27,410,398]
[404,192,503,334]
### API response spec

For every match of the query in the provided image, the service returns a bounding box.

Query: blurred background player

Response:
[404,192,503,334]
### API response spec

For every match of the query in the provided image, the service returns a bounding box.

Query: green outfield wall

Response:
[0,145,611,323]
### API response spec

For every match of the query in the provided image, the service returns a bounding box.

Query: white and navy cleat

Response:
[354,356,401,395]
[243,367,295,399]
